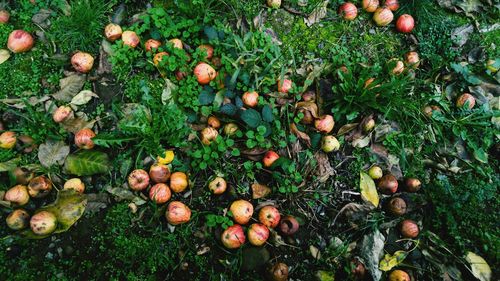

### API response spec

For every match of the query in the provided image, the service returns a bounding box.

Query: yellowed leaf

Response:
[360,172,379,207]
[157,150,175,164]
[465,252,491,281]
[379,250,408,271]
[0,49,11,65]
[251,183,271,199]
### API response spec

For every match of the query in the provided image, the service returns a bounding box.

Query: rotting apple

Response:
[7,30,34,53]
[201,126,219,145]
[0,131,17,149]
[230,199,254,225]
[368,165,383,180]
[263,151,280,168]
[153,51,169,66]
[175,70,187,81]
[128,169,150,191]
[122,30,140,48]
[396,14,415,33]
[71,52,94,73]
[391,60,405,75]
[405,178,421,192]
[302,91,315,102]
[13,167,34,185]
[63,178,85,194]
[194,62,217,85]
[363,118,376,132]
[422,105,441,117]
[104,23,122,41]
[53,105,74,123]
[165,201,191,225]
[387,197,407,216]
[169,38,183,49]
[28,176,52,198]
[373,7,393,26]
[404,51,420,68]
[6,209,30,230]
[221,224,246,249]
[321,135,340,153]
[198,44,214,60]
[169,171,189,193]
[315,115,335,133]
[149,163,170,183]
[242,91,259,108]
[75,128,96,149]
[30,211,57,235]
[399,219,419,238]
[339,2,358,21]
[144,39,161,52]
[149,183,172,204]
[377,174,398,194]
[223,123,239,136]
[207,116,221,129]
[456,93,475,109]
[259,205,281,228]
[384,0,399,11]
[208,177,227,195]
[267,0,281,9]
[4,185,30,206]
[277,79,292,94]
[279,215,299,236]
[247,223,270,246]
[362,0,379,12]
[388,269,410,281]
[0,10,10,23]
[268,262,289,281]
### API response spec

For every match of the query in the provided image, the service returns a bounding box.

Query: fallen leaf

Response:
[352,135,371,148]
[38,140,70,168]
[465,252,491,281]
[340,202,376,222]
[53,74,86,102]
[337,123,359,136]
[310,245,321,260]
[296,101,319,118]
[157,150,175,165]
[0,158,20,172]
[314,151,334,182]
[451,24,474,47]
[304,0,329,26]
[70,90,99,106]
[64,150,110,176]
[290,123,311,147]
[0,49,11,65]
[60,116,95,133]
[251,183,272,199]
[379,250,408,271]
[360,172,379,207]
[359,229,385,281]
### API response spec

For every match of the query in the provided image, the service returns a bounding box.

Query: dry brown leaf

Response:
[314,151,334,182]
[251,183,272,199]
[290,123,311,147]
[337,123,359,136]
[295,101,319,118]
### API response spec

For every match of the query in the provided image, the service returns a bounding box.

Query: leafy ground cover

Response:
[0,0,498,280]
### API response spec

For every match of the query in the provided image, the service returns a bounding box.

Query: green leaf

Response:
[220,103,238,116]
[64,150,110,176]
[199,91,215,105]
[262,105,274,122]
[379,250,408,271]
[240,108,262,128]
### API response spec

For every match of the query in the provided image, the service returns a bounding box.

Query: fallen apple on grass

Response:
[321,135,340,152]
[404,51,420,68]
[208,177,227,195]
[315,115,335,133]
[388,269,410,281]
[267,0,281,9]
[207,116,221,129]
[0,131,17,149]
[149,163,170,183]
[384,0,399,11]
[242,91,259,108]
[104,23,122,41]
[396,14,415,33]
[149,183,172,204]
[197,44,214,59]
[194,62,217,85]
[391,60,405,75]
[404,178,421,192]
[144,39,161,52]
[221,224,246,249]
[279,215,299,236]
[387,197,407,216]
[368,165,383,180]
[258,206,281,228]
[399,219,419,238]
[153,52,169,66]
[169,38,183,49]
[53,105,74,123]
[268,262,289,281]
[0,10,10,23]
[30,211,57,235]
[247,223,270,246]
[373,7,393,26]
[169,171,189,193]
[128,169,150,191]
[71,52,94,73]
[122,30,140,48]
[377,174,398,194]
[166,201,191,225]
[75,128,96,149]
[263,151,280,168]
[201,126,219,145]
[230,199,254,225]
[6,209,30,230]
[339,2,358,21]
[456,93,475,109]
[362,0,379,12]
[7,30,34,53]
[277,79,292,94]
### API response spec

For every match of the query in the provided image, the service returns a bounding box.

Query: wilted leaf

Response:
[70,90,99,106]
[352,135,371,148]
[360,229,385,281]
[451,24,474,47]
[304,0,328,26]
[379,251,408,271]
[60,116,95,133]
[162,78,177,105]
[252,183,271,199]
[296,101,319,118]
[314,151,334,182]
[337,123,359,136]
[23,190,87,238]
[310,245,321,260]
[53,74,86,102]
[360,172,379,207]
[64,150,110,176]
[105,185,136,201]
[465,252,491,281]
[0,49,11,65]
[38,140,70,167]
[340,202,376,222]
[290,123,311,147]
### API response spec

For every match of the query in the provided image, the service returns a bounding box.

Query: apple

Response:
[201,126,219,145]
[362,0,379,12]
[373,7,393,26]
[242,91,259,108]
[0,131,17,149]
[6,209,30,230]
[4,185,30,206]
[268,262,289,281]
[128,169,150,191]
[221,224,246,249]
[207,116,221,129]
[169,38,183,49]
[0,10,10,23]
[194,63,217,85]
[247,223,269,246]
[28,176,52,198]
[104,23,122,41]
[400,219,419,238]
[263,151,280,168]
[422,105,441,117]
[405,177,421,192]
[277,79,292,94]
[258,206,281,228]
[149,183,172,204]
[377,174,398,194]
[165,201,191,225]
[71,52,94,73]
[53,105,74,123]
[223,123,239,136]
[153,51,169,66]
[404,51,420,68]
[339,2,358,21]
[144,39,161,52]
[387,197,407,216]
[391,60,405,75]
[198,44,214,59]
[208,177,227,195]
[74,128,96,149]
[388,270,410,281]
[321,135,340,152]
[149,163,170,183]
[368,165,383,179]
[396,14,415,33]
[279,215,299,235]
[267,0,281,9]
[7,30,34,53]
[169,171,189,193]
[314,115,335,133]
[122,30,140,48]
[63,178,85,193]
[30,211,57,235]
[384,0,399,11]
[456,93,475,109]
[230,199,254,225]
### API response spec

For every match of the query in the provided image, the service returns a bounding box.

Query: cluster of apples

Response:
[221,199,299,249]
[3,168,86,235]
[423,92,476,118]
[52,106,98,150]
[199,115,239,146]
[339,0,415,33]
[127,165,192,225]
[385,50,420,76]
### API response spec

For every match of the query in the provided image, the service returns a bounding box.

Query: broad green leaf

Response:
[379,251,408,271]
[261,105,274,122]
[23,190,87,239]
[0,157,20,172]
[465,252,491,281]
[240,108,262,128]
[64,150,110,176]
[360,172,379,207]
[38,140,70,167]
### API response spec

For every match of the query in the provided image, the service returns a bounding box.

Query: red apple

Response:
[404,51,420,68]
[149,163,170,183]
[28,176,52,198]
[128,169,150,191]
[71,52,94,73]
[258,206,281,228]
[53,105,74,123]
[277,79,292,94]
[263,151,280,168]
[153,51,169,66]
[399,219,419,238]
[221,224,246,249]
[339,2,358,21]
[362,0,379,12]
[74,128,96,149]
[247,223,270,246]
[165,201,191,225]
[384,0,399,11]
[396,14,415,33]
[198,44,214,59]
[194,63,217,85]
[208,177,227,195]
[279,215,299,235]
[170,171,188,193]
[122,31,140,48]
[230,199,254,225]
[314,115,335,133]
[104,23,122,41]
[377,174,398,194]
[145,39,161,52]
[149,183,172,204]
[456,93,475,109]
[373,7,393,26]
[7,30,34,53]
[242,91,259,108]
[0,10,10,23]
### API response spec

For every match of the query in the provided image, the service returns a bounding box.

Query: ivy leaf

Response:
[379,251,408,271]
[262,105,274,122]
[64,150,110,176]
[38,140,70,168]
[360,172,379,207]
[240,108,262,128]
